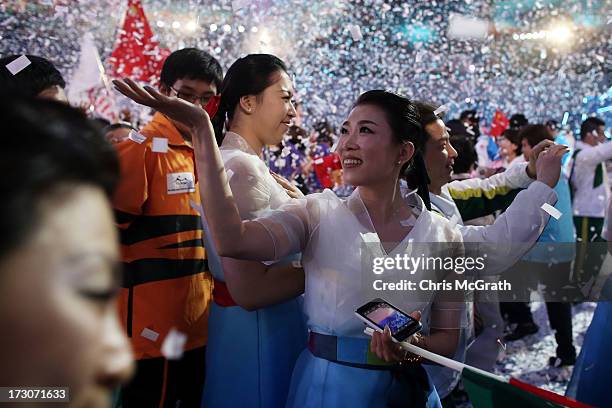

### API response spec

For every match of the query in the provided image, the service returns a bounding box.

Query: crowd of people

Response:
[0,47,611,408]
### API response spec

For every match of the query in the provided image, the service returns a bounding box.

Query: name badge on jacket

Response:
[167,172,196,195]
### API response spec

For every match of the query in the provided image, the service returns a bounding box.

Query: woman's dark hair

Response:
[519,124,553,148]
[0,96,119,259]
[353,90,431,210]
[211,54,287,144]
[450,135,477,174]
[501,128,522,156]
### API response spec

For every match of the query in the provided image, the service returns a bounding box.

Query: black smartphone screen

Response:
[356,298,421,341]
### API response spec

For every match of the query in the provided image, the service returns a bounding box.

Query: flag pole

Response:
[363,327,505,382]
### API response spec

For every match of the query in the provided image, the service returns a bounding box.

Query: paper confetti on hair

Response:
[541,203,562,220]
[161,328,188,360]
[433,104,449,116]
[5,55,31,75]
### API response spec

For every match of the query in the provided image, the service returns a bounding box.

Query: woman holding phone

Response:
[114,78,464,407]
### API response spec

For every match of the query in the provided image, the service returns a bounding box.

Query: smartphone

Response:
[355,298,422,342]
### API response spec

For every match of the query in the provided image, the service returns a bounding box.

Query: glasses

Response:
[170,87,212,106]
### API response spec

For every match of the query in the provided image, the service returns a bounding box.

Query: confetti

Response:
[447,13,489,40]
[5,55,31,75]
[231,0,249,12]
[541,203,561,220]
[140,327,159,342]
[1,0,609,204]
[330,139,339,153]
[347,24,363,41]
[152,137,168,153]
[161,328,187,360]
[433,104,449,116]
[128,130,146,144]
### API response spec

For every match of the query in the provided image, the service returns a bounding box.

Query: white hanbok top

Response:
[253,187,465,338]
[221,131,292,219]
[202,132,294,279]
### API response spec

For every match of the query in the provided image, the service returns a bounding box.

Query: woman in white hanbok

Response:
[188,55,307,408]
[114,81,464,407]
[201,55,308,408]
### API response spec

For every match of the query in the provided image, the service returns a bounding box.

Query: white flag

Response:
[68,32,117,121]
[68,32,105,99]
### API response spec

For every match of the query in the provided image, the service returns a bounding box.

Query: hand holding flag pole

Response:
[363,327,592,407]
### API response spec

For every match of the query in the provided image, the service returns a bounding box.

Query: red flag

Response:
[108,0,170,85]
[313,153,342,189]
[508,378,592,408]
[489,110,509,137]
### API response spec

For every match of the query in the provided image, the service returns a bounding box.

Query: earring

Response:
[397,160,402,165]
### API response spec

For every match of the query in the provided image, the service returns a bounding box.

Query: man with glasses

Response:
[112,48,222,407]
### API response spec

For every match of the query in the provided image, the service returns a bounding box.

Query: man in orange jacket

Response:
[113,48,222,407]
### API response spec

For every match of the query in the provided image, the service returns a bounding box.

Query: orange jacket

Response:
[113,113,212,360]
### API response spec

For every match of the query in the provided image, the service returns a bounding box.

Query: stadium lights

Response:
[186,21,198,32]
[512,22,574,47]
[547,23,573,44]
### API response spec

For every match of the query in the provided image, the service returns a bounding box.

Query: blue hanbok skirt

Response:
[202,297,307,408]
[286,349,442,408]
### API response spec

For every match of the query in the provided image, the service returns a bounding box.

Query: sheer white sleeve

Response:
[224,155,272,220]
[252,194,322,261]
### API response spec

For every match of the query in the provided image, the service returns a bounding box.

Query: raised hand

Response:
[527,139,554,178]
[112,78,210,129]
[535,143,569,188]
[270,171,304,199]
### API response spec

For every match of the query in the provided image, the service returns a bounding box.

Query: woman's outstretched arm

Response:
[113,78,284,260]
